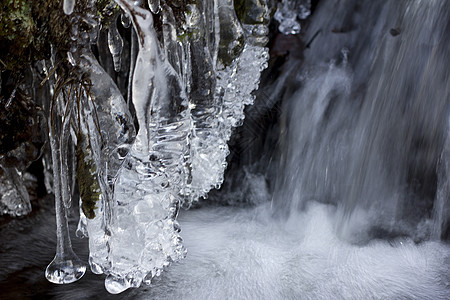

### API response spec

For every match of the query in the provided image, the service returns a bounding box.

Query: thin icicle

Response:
[108,15,124,72]
[61,92,74,209]
[45,100,86,284]
[127,29,137,106]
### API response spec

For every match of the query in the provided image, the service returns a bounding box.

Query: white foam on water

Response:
[137,202,449,299]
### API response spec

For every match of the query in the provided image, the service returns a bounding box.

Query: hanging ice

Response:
[63,0,75,15]
[275,0,311,35]
[45,89,86,284]
[182,0,270,203]
[39,0,270,293]
[76,50,135,274]
[108,15,125,72]
[104,0,188,292]
[100,0,269,292]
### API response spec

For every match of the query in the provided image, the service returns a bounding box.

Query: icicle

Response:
[76,50,135,274]
[216,0,245,69]
[63,0,76,15]
[61,97,74,209]
[148,0,160,14]
[160,2,181,74]
[45,100,86,284]
[127,29,137,106]
[76,110,107,274]
[180,1,223,203]
[108,15,124,72]
[182,0,269,204]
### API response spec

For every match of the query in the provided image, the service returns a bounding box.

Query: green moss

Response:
[76,133,101,219]
[0,0,72,76]
[0,0,117,77]
[0,0,36,71]
[95,0,119,27]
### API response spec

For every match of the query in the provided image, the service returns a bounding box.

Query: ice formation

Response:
[0,0,271,293]
[45,103,86,284]
[274,0,311,35]
[0,167,31,216]
[63,0,76,15]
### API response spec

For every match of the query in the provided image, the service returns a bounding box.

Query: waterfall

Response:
[275,0,449,243]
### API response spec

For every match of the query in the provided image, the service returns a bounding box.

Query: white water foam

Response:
[135,201,450,299]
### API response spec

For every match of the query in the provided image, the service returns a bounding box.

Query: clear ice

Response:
[63,0,75,15]
[0,167,32,216]
[109,0,270,292]
[0,0,272,293]
[274,0,311,35]
[37,0,271,293]
[45,91,86,284]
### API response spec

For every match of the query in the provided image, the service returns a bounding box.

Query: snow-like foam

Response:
[129,202,450,299]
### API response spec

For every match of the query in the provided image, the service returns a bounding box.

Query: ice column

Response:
[105,0,188,293]
[76,50,135,274]
[45,94,86,284]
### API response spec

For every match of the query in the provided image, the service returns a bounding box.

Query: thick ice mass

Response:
[27,0,270,293]
[94,0,270,291]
